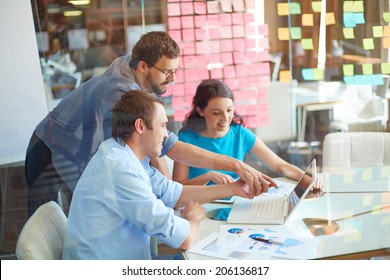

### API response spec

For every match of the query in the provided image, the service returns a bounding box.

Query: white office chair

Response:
[15,201,67,260]
[322,132,390,172]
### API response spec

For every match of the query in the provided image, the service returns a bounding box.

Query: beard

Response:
[146,72,167,96]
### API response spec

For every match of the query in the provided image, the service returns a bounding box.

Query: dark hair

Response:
[129,31,180,69]
[112,90,163,142]
[181,79,244,133]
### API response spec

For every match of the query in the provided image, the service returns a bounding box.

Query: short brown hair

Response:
[112,90,163,141]
[129,31,180,69]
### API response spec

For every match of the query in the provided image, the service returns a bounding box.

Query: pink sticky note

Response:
[195,28,206,41]
[258,38,270,49]
[235,64,247,77]
[194,2,207,14]
[195,15,207,28]
[220,0,233,12]
[174,68,185,83]
[173,110,186,122]
[220,14,232,26]
[233,25,245,38]
[181,16,194,29]
[220,26,232,39]
[220,39,233,52]
[246,52,259,63]
[232,13,244,25]
[208,27,220,40]
[182,28,195,41]
[224,78,239,90]
[258,51,270,62]
[232,0,245,12]
[247,104,260,115]
[210,68,224,79]
[183,55,196,69]
[171,83,184,97]
[247,76,260,87]
[195,55,208,68]
[182,41,195,55]
[233,51,246,64]
[258,24,269,36]
[245,25,256,36]
[209,54,221,64]
[258,76,270,87]
[169,30,182,42]
[197,69,210,80]
[184,83,197,95]
[210,40,221,53]
[221,52,233,65]
[237,77,248,87]
[233,38,246,51]
[168,17,182,29]
[207,1,220,14]
[167,3,181,16]
[259,62,271,75]
[224,65,236,78]
[246,38,256,49]
[196,41,207,54]
[244,13,255,23]
[234,104,247,115]
[181,2,194,15]
[184,69,197,82]
[207,14,220,26]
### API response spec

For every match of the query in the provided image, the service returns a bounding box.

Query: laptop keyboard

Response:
[250,196,285,219]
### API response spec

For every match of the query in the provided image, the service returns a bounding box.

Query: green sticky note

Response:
[373,26,383,38]
[343,1,354,12]
[343,172,354,184]
[354,1,364,12]
[289,2,301,15]
[313,68,324,80]
[343,27,355,39]
[381,63,390,74]
[343,64,354,76]
[362,169,373,181]
[311,1,322,12]
[362,195,373,206]
[380,166,390,178]
[383,12,390,23]
[290,27,302,39]
[301,38,314,50]
[362,64,373,75]
[363,38,374,50]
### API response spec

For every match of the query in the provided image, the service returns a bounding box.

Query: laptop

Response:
[227,159,317,224]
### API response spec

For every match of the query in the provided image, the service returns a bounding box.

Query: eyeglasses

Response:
[150,64,182,78]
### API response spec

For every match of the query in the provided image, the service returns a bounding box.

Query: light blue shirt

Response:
[35,55,178,191]
[62,138,189,260]
[178,124,256,181]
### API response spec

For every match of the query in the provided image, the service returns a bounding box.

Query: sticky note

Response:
[383,26,390,36]
[278,28,290,40]
[380,166,390,178]
[373,26,383,38]
[383,37,390,49]
[289,2,301,15]
[194,2,207,14]
[343,12,356,28]
[362,64,373,75]
[343,27,355,39]
[362,195,373,206]
[343,76,355,84]
[258,24,269,36]
[343,172,354,184]
[381,63,390,74]
[354,13,365,24]
[181,2,194,15]
[301,38,314,50]
[233,0,245,12]
[383,12,390,23]
[326,12,336,25]
[362,168,373,181]
[311,1,322,12]
[363,38,375,50]
[220,0,232,12]
[302,14,314,26]
[232,25,245,38]
[354,1,364,12]
[290,27,302,39]
[343,64,354,76]
[279,70,292,82]
[302,68,314,80]
[343,1,354,12]
[167,3,181,16]
[207,1,220,14]
[277,3,289,16]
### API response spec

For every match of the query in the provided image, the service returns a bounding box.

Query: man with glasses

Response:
[25,31,275,217]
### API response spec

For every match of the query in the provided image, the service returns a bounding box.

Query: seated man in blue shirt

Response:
[62,90,251,260]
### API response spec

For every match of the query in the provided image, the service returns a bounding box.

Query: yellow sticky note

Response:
[372,205,381,215]
[362,195,373,206]
[343,172,354,184]
[278,28,290,40]
[302,14,314,26]
[277,3,289,16]
[279,70,292,82]
[354,1,364,13]
[363,38,375,50]
[383,12,390,23]
[313,68,324,80]
[301,38,314,50]
[326,12,336,25]
[383,37,390,49]
[343,27,355,39]
[343,1,354,12]
[383,26,390,36]
[380,166,390,178]
[362,168,373,181]
[311,1,322,12]
[343,64,354,76]
[362,64,373,75]
[373,26,383,38]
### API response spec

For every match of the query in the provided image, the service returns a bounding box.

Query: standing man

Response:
[25,31,275,216]
[63,90,252,260]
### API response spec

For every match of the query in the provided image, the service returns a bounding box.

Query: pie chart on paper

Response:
[227,228,245,234]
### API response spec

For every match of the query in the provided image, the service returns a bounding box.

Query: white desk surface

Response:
[183,170,390,260]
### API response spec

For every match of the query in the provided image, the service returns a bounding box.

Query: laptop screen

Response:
[287,159,317,216]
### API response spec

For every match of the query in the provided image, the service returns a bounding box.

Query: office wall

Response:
[0,0,48,165]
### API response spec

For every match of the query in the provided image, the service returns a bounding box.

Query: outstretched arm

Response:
[167,141,276,197]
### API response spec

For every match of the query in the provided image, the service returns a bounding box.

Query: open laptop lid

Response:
[285,158,317,221]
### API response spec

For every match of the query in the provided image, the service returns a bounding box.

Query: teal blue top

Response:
[178,124,256,182]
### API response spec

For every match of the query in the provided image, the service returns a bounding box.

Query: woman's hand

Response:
[206,171,235,184]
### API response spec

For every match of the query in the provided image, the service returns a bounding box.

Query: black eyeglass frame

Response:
[149,64,182,77]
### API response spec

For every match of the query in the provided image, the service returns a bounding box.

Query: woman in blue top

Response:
[173,79,305,186]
